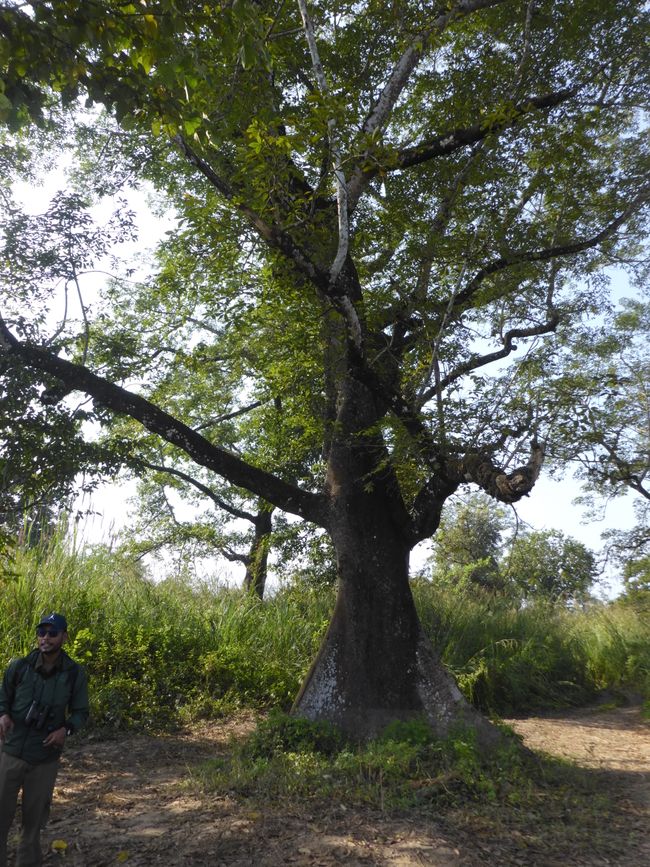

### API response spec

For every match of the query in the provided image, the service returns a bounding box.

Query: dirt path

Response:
[505,704,650,805]
[9,705,647,866]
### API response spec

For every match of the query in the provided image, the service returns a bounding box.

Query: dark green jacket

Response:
[0,649,89,764]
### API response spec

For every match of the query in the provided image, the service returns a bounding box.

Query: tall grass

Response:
[0,534,332,729]
[412,580,650,713]
[1,532,648,730]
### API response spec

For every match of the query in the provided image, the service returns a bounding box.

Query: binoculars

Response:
[24,700,52,731]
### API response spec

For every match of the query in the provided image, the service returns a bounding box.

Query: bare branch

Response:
[415,255,471,417]
[420,226,563,404]
[500,169,544,232]
[511,0,535,95]
[362,0,508,137]
[136,458,258,522]
[69,254,89,366]
[374,145,483,337]
[413,144,485,304]
[221,547,250,565]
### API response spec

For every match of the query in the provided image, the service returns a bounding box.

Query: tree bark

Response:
[242,505,274,599]
[292,377,498,745]
[293,490,497,745]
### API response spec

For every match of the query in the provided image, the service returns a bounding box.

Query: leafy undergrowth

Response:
[3,532,649,733]
[191,712,644,861]
[195,713,526,808]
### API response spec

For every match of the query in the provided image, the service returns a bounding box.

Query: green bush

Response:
[245,710,345,758]
[413,580,650,714]
[0,533,331,730]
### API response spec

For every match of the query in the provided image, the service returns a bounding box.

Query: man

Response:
[0,613,89,867]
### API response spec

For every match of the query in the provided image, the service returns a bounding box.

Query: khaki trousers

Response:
[0,752,59,867]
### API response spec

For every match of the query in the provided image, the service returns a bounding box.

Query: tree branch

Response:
[173,135,328,289]
[297,0,360,351]
[447,193,650,318]
[194,400,265,431]
[347,0,508,210]
[511,0,535,96]
[408,426,546,542]
[220,546,250,565]
[396,85,581,170]
[410,473,460,543]
[419,313,561,405]
[0,318,327,526]
[461,439,545,503]
[348,83,582,210]
[364,0,508,137]
[136,458,258,522]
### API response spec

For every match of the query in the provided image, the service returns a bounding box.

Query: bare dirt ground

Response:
[8,704,648,866]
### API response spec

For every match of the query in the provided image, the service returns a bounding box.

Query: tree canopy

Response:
[1,0,648,739]
[554,298,649,553]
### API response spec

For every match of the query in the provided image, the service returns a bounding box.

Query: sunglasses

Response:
[36,627,61,638]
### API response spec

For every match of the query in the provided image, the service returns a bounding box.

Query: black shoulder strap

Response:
[11,658,27,691]
[66,660,80,693]
[11,650,37,691]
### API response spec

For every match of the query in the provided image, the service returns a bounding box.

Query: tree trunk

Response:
[292,489,498,745]
[242,505,274,599]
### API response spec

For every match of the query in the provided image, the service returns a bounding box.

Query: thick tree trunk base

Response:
[293,626,500,749]
[292,462,502,748]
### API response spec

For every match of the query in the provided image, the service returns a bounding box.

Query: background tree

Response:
[427,492,597,602]
[126,459,276,598]
[504,529,597,603]
[429,492,509,592]
[1,0,648,741]
[620,554,650,600]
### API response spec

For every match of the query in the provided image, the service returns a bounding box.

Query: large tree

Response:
[1,0,648,740]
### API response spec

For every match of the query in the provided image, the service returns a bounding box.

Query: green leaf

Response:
[0,93,12,120]
[183,117,202,136]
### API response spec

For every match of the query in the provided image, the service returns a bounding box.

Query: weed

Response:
[245,710,345,758]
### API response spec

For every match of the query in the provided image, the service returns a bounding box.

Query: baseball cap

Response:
[37,613,68,632]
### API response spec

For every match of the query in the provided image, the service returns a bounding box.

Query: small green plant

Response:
[379,717,435,746]
[642,698,650,721]
[245,710,345,758]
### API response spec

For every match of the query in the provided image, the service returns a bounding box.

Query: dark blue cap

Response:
[37,613,68,632]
